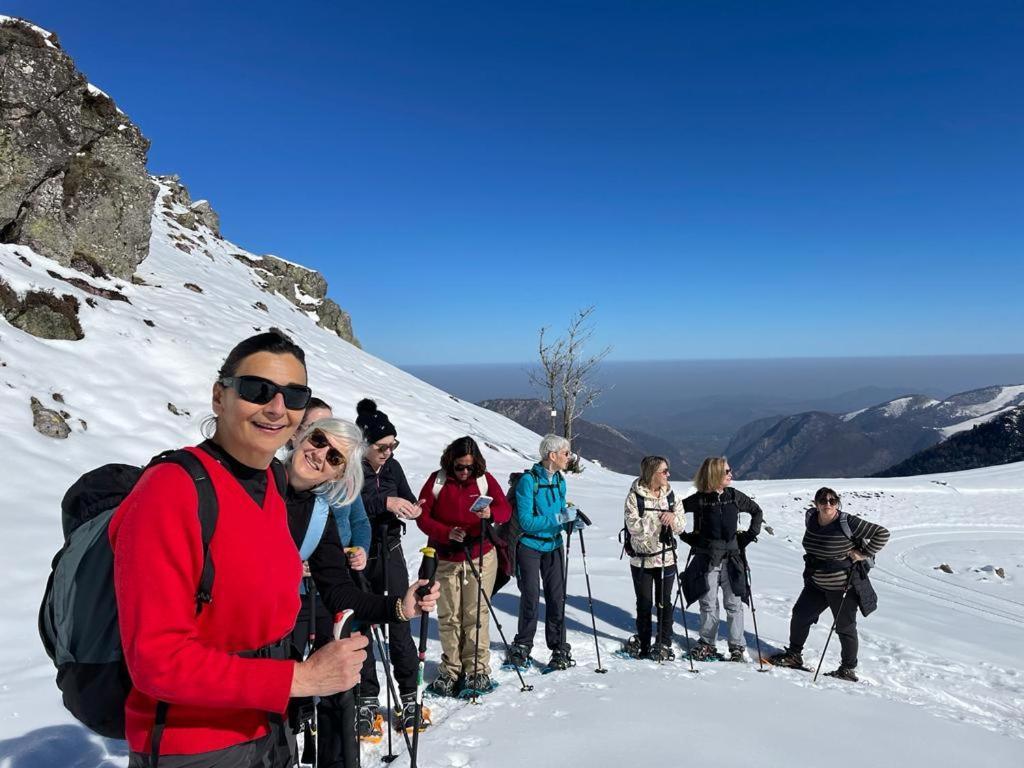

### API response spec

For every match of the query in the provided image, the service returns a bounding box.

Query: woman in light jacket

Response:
[623,455,687,661]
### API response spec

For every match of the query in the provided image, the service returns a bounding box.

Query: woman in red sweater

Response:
[416,436,511,698]
[110,330,433,768]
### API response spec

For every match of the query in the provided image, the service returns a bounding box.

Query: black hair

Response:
[440,436,486,478]
[814,486,842,509]
[217,327,306,379]
[307,396,331,412]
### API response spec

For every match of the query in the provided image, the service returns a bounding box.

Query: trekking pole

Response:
[740,550,768,673]
[558,513,573,649]
[813,569,855,684]
[410,547,438,768]
[469,520,487,705]
[672,544,698,674]
[301,576,319,767]
[461,542,534,693]
[656,532,668,664]
[354,571,413,753]
[378,526,397,764]
[574,512,607,673]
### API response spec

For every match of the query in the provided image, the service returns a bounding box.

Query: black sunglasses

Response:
[219,375,312,410]
[453,462,474,473]
[818,496,840,506]
[372,440,400,454]
[307,429,346,468]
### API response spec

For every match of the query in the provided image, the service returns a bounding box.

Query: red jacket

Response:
[416,471,511,562]
[109,447,301,755]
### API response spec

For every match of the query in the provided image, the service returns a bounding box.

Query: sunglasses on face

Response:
[453,463,474,473]
[219,375,312,410]
[657,468,670,475]
[307,429,346,468]
[725,468,733,475]
[373,440,399,454]
[818,497,839,506]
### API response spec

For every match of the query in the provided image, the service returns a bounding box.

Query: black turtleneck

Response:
[198,439,268,507]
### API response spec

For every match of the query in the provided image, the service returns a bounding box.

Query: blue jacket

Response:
[315,494,371,552]
[515,463,569,553]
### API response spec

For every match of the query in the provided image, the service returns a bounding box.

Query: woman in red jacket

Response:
[110,330,433,768]
[417,436,511,698]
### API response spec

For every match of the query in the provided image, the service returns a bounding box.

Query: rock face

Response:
[233,252,360,347]
[0,18,157,279]
[0,277,82,339]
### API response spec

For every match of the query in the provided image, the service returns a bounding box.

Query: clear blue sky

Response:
[15,1,1023,364]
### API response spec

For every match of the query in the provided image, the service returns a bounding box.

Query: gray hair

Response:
[281,417,366,507]
[539,433,570,461]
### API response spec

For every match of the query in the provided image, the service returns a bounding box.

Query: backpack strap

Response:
[151,450,219,615]
[432,470,446,499]
[299,497,331,561]
[635,492,645,516]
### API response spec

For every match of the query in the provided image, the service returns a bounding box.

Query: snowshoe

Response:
[458,673,498,699]
[727,646,747,663]
[503,643,532,670]
[620,635,650,660]
[765,649,810,671]
[824,666,859,683]
[686,641,723,662]
[426,672,460,698]
[542,647,576,674]
[356,698,383,743]
[650,643,675,663]
[393,692,431,733]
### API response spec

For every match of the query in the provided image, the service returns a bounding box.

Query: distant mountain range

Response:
[725,385,1024,479]
[477,398,698,477]
[875,406,1024,477]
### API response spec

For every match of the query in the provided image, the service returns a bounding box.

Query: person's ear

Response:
[212,381,226,417]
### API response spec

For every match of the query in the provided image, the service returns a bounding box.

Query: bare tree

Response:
[529,306,611,445]
[527,326,565,434]
[558,306,611,444]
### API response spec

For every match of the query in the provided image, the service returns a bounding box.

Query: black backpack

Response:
[619,490,675,559]
[39,450,242,741]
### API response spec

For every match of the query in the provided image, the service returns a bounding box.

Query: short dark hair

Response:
[217,328,306,380]
[440,436,486,478]
[306,396,331,412]
[814,486,842,508]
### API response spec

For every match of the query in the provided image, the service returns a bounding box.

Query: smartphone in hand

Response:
[469,495,493,513]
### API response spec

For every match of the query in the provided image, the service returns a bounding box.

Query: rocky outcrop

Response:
[154,174,221,237]
[0,17,157,279]
[0,276,82,339]
[30,395,70,438]
[233,252,360,347]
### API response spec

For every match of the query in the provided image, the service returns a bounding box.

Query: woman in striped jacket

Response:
[769,487,890,681]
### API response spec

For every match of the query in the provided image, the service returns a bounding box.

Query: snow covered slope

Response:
[2,195,1023,766]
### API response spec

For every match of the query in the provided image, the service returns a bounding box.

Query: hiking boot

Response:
[546,647,576,671]
[767,648,805,669]
[727,646,747,663]
[356,697,383,743]
[462,672,495,695]
[687,641,721,661]
[426,671,460,698]
[622,635,650,659]
[504,643,531,669]
[650,643,675,662]
[394,692,431,732]
[824,666,859,682]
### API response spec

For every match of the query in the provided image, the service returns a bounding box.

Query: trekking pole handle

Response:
[576,510,592,526]
[332,609,355,640]
[417,546,437,598]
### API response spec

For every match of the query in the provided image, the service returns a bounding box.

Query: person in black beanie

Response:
[353,398,427,741]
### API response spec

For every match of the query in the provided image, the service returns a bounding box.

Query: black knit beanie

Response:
[356,398,397,444]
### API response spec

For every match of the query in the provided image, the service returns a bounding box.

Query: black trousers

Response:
[129,719,292,768]
[630,564,675,648]
[290,592,358,768]
[360,538,418,697]
[789,581,859,668]
[512,544,569,652]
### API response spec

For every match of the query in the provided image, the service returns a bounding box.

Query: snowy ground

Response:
[1,188,1023,766]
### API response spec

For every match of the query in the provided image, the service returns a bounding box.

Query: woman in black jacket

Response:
[680,457,763,662]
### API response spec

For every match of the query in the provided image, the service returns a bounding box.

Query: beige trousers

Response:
[435,547,497,678]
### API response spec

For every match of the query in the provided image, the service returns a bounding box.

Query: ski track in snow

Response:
[2,185,1024,766]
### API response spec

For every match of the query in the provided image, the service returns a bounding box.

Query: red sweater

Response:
[109,447,301,755]
[416,471,512,561]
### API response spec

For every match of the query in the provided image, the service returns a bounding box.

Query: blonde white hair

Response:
[281,418,366,507]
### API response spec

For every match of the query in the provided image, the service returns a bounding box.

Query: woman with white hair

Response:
[505,434,575,672]
[282,418,438,768]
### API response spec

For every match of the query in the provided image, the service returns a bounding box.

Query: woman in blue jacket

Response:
[505,434,576,672]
